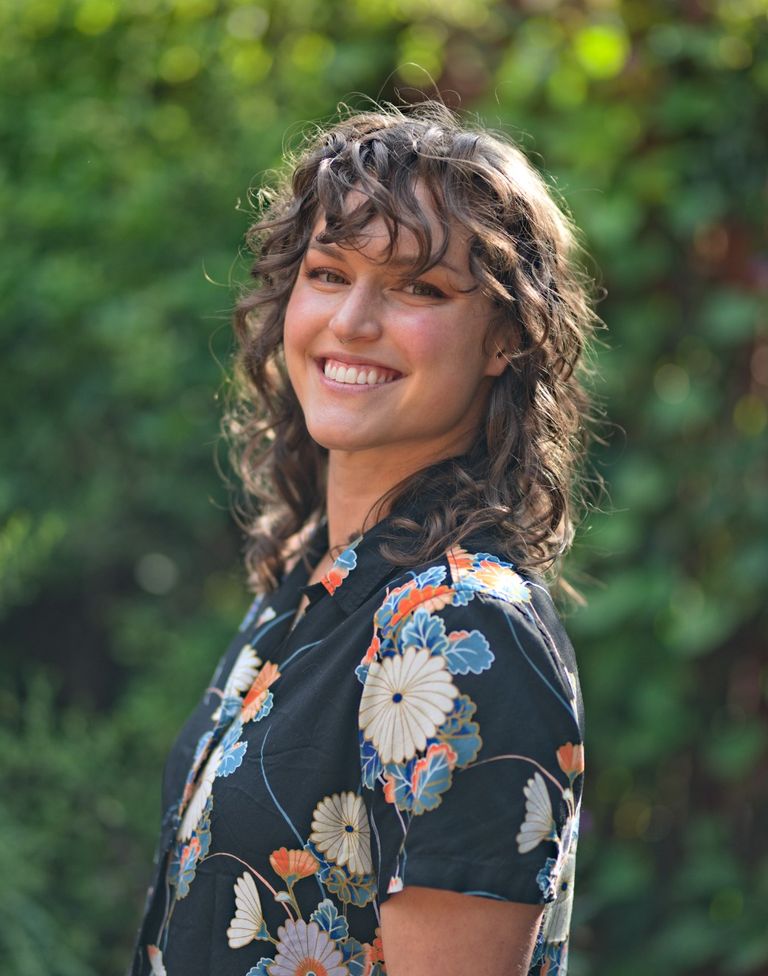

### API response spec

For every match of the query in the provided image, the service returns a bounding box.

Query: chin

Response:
[304,423,377,453]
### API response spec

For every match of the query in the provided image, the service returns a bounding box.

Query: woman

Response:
[131,102,595,976]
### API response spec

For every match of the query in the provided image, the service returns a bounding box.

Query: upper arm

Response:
[381,886,544,976]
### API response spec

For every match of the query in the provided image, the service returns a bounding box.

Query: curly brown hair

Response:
[227,102,601,592]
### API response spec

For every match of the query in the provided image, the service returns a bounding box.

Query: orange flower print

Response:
[241,662,281,722]
[382,773,397,806]
[447,544,473,582]
[362,634,380,666]
[556,742,585,779]
[323,568,344,595]
[388,584,453,629]
[269,847,319,884]
[371,928,386,965]
[321,546,358,595]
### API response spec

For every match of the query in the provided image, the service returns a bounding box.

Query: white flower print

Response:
[309,792,372,876]
[226,872,266,949]
[178,741,223,841]
[271,919,348,976]
[472,561,531,604]
[146,945,167,976]
[516,772,556,854]
[359,646,459,764]
[542,841,577,944]
[222,644,262,699]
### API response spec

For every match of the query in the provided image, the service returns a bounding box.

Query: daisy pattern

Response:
[227,872,267,948]
[222,644,262,700]
[271,919,348,976]
[359,646,458,764]
[516,772,556,854]
[309,792,372,876]
[211,643,264,722]
[177,741,223,840]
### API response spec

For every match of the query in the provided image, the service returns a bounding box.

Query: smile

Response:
[321,358,401,386]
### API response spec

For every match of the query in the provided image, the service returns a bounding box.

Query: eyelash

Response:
[305,267,446,299]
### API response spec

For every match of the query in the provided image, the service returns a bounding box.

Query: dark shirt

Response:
[130,512,584,976]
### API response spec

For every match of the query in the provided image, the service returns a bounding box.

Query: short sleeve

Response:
[356,556,584,910]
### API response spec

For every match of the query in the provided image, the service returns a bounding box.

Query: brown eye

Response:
[405,280,446,298]
[307,268,347,284]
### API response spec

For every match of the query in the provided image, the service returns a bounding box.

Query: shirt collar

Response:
[301,456,512,616]
[301,514,402,616]
[308,474,483,615]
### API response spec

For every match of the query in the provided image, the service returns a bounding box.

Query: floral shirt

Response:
[130,512,584,976]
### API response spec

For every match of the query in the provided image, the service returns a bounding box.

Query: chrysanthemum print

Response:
[309,792,372,876]
[270,919,348,976]
[359,647,459,763]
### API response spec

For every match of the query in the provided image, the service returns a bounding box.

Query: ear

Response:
[485,344,511,378]
[483,321,514,378]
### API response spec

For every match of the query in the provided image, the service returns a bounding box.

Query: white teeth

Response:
[323,359,396,386]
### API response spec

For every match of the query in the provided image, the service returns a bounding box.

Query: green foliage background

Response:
[1,1,766,973]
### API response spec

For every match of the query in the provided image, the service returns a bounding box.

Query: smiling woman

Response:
[129,102,599,976]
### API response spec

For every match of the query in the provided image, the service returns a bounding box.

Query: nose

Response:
[328,281,383,344]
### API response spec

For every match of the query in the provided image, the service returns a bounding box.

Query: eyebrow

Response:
[306,240,466,278]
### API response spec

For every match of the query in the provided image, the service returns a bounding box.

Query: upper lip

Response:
[315,352,403,374]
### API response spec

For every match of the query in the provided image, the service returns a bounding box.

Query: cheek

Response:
[283,292,312,365]
[406,318,488,377]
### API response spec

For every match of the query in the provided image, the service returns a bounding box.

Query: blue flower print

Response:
[310,899,349,942]
[436,695,483,766]
[216,721,247,778]
[359,734,383,790]
[325,864,377,907]
[443,628,494,675]
[168,800,212,898]
[398,607,449,656]
[537,857,560,901]
[244,961,273,976]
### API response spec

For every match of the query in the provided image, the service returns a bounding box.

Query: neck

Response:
[324,446,440,553]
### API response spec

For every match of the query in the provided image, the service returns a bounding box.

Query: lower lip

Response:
[315,360,402,392]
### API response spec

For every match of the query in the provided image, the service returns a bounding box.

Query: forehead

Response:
[310,183,473,271]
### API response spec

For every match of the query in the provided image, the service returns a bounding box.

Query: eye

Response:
[305,267,348,285]
[402,280,446,299]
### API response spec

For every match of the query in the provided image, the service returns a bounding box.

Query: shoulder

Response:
[364,542,583,731]
[373,543,573,663]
